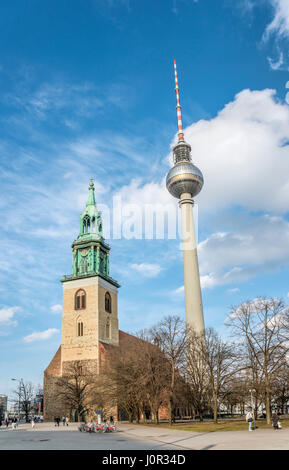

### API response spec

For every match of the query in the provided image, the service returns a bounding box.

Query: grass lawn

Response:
[140,418,289,433]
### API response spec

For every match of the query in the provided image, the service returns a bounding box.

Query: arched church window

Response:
[105,292,111,313]
[83,215,90,233]
[77,321,84,337]
[105,318,110,339]
[75,289,86,310]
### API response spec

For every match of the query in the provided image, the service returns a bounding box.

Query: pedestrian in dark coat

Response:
[272,412,279,430]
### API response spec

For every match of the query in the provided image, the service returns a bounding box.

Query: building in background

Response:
[0,394,8,419]
[33,394,43,415]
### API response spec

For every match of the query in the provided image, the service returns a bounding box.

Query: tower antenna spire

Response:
[174,60,184,142]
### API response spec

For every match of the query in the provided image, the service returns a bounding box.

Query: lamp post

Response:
[11,378,23,421]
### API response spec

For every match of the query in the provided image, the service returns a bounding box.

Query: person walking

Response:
[65,416,69,427]
[62,416,66,426]
[246,408,254,431]
[5,417,9,429]
[272,412,279,430]
[31,418,35,429]
[11,416,16,430]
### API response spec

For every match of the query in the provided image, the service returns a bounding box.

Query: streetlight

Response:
[11,378,23,421]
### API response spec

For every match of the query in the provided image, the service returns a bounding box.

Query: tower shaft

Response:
[179,193,204,334]
[167,60,205,334]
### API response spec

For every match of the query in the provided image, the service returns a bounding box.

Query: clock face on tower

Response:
[81,249,88,257]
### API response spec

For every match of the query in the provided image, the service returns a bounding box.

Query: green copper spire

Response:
[87,178,96,206]
[78,179,103,240]
[61,178,120,288]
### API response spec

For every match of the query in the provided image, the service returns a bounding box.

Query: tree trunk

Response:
[168,398,173,425]
[152,409,159,424]
[213,396,218,424]
[254,401,258,420]
[265,390,271,425]
[136,409,140,424]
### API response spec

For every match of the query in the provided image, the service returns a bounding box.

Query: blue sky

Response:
[1,0,289,399]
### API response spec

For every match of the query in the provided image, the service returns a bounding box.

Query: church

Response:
[43,179,136,421]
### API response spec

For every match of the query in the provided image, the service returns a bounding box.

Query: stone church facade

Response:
[43,179,128,421]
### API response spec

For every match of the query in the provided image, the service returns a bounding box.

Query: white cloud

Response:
[226,288,240,294]
[182,88,289,213]
[0,307,20,327]
[130,263,162,278]
[5,82,104,120]
[114,178,173,207]
[198,214,289,288]
[23,328,59,343]
[264,0,289,40]
[267,50,284,70]
[50,304,62,314]
[260,1,289,69]
[173,286,185,294]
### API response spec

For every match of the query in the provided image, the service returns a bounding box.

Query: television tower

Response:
[166,60,205,334]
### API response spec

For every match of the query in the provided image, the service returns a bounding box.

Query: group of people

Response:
[54,416,69,426]
[0,417,18,429]
[246,408,282,431]
[0,415,43,430]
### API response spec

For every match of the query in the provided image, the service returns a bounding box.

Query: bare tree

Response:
[101,337,146,423]
[101,331,170,424]
[222,374,247,416]
[226,297,289,424]
[271,367,289,414]
[203,328,239,423]
[13,380,34,422]
[150,315,186,425]
[185,330,209,421]
[137,332,170,423]
[56,361,98,422]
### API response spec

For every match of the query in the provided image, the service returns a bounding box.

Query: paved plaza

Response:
[1,422,289,450]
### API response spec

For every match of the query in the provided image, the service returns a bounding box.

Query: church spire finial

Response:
[87,177,96,206]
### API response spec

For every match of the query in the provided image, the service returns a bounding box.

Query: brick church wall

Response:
[43,346,68,421]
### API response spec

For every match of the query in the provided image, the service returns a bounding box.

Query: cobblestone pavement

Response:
[0,422,288,450]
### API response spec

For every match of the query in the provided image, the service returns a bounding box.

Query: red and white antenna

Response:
[174,60,184,142]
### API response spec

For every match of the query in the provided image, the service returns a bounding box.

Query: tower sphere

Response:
[166,161,204,199]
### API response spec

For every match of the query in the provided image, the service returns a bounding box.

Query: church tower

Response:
[43,180,120,422]
[60,179,120,372]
